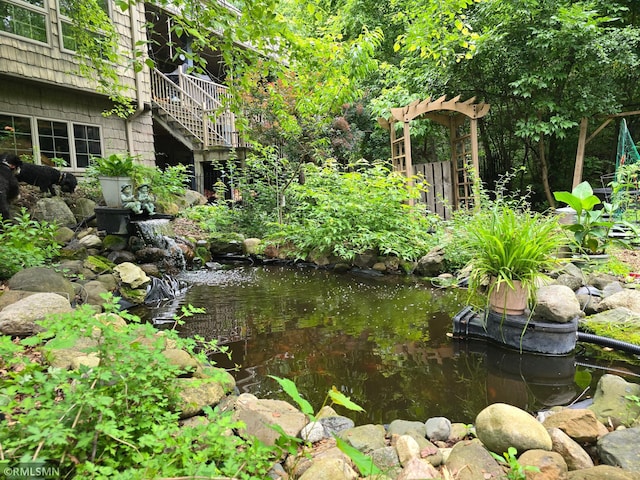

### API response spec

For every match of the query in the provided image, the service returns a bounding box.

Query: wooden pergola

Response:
[379,95,490,213]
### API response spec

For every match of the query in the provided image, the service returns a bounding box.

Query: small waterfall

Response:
[133,218,187,272]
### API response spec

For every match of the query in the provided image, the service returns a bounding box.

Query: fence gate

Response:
[413,162,453,219]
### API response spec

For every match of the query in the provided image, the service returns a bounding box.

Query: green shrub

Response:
[268,160,440,261]
[0,296,281,478]
[0,209,60,279]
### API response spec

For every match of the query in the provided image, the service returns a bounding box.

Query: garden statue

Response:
[120,184,142,214]
[136,184,155,215]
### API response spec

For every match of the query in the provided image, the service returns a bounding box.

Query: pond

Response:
[134,265,640,425]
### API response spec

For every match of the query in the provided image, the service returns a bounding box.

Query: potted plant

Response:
[87,154,137,208]
[463,204,566,316]
[553,181,635,259]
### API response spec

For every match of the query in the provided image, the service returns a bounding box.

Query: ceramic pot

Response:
[488,279,528,316]
[98,176,132,208]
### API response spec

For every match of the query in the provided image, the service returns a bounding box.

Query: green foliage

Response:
[86,153,136,178]
[554,181,636,255]
[86,154,189,207]
[270,375,382,476]
[269,160,440,261]
[0,295,279,478]
[491,447,540,480]
[0,209,60,279]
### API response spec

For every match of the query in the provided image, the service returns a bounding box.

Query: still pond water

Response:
[136,265,640,425]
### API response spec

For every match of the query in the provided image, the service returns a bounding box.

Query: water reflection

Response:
[135,265,640,425]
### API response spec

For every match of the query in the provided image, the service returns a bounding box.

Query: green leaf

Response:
[328,387,365,413]
[335,436,382,475]
[269,375,315,417]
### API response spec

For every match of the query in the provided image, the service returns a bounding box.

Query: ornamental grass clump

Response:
[464,203,566,310]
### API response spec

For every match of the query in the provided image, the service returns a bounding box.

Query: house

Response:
[0,0,246,195]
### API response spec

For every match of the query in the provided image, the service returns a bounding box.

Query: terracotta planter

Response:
[488,279,528,316]
[98,176,132,208]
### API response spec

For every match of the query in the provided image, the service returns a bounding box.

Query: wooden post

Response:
[470,118,481,208]
[403,120,414,205]
[573,117,589,188]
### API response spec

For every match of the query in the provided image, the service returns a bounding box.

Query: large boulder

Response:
[233,393,307,446]
[597,427,640,472]
[534,284,582,323]
[0,293,73,335]
[8,266,75,301]
[589,374,640,427]
[475,403,552,454]
[597,289,640,313]
[31,196,77,226]
[444,439,504,480]
[414,246,445,277]
[542,408,608,443]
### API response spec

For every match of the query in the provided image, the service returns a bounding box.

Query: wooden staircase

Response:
[150,68,245,151]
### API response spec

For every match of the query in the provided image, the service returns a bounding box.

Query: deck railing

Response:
[151,68,240,148]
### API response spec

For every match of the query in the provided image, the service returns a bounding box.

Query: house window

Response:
[0,0,47,43]
[0,113,102,169]
[0,114,33,158]
[73,124,101,168]
[58,0,109,51]
[38,119,71,165]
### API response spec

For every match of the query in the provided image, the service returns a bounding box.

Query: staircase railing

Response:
[150,68,239,148]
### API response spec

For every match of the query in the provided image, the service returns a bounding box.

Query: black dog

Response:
[17,163,78,195]
[0,153,23,221]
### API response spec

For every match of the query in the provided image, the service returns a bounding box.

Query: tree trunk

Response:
[538,134,556,208]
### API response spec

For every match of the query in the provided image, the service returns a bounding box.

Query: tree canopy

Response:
[70,0,640,203]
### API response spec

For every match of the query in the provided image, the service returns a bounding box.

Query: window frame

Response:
[0,0,50,45]
[0,112,103,170]
[56,0,111,53]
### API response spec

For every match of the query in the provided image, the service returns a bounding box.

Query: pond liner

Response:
[452,306,578,355]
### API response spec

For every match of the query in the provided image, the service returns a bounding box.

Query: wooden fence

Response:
[413,161,454,219]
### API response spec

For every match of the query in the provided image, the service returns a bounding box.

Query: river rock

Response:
[534,284,582,323]
[243,238,261,255]
[81,280,110,308]
[8,266,76,301]
[444,439,504,480]
[395,434,421,466]
[542,408,608,443]
[425,416,452,441]
[602,281,625,298]
[114,262,150,289]
[476,403,552,454]
[583,308,640,349]
[519,449,568,479]
[556,273,584,291]
[0,292,73,335]
[233,393,307,446]
[162,348,199,374]
[319,415,355,436]
[388,419,427,438]
[79,234,103,249]
[54,226,76,243]
[370,446,401,476]
[32,196,77,226]
[587,272,620,290]
[297,457,358,480]
[396,457,440,480]
[566,465,639,479]
[300,421,325,443]
[414,246,445,276]
[590,374,640,427]
[175,376,226,419]
[339,424,386,452]
[547,427,594,470]
[597,427,640,472]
